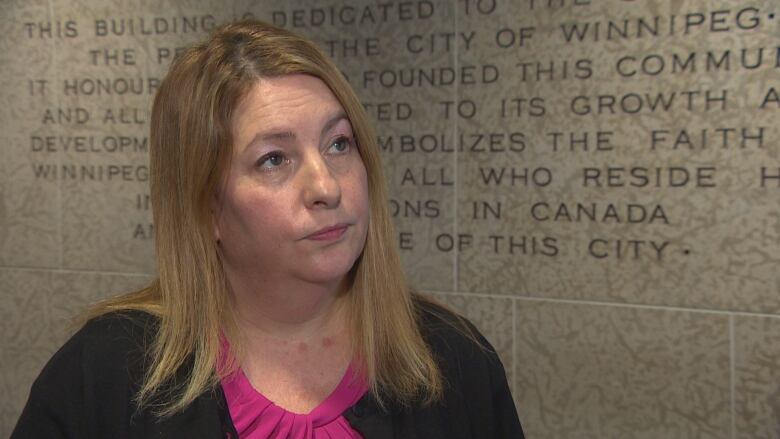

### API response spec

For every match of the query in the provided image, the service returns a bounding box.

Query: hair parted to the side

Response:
[81,19,443,415]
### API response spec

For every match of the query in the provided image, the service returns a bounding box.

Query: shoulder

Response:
[77,309,158,348]
[413,295,497,363]
[55,310,157,378]
[410,294,524,438]
[33,309,157,395]
[14,310,231,438]
[412,294,508,396]
[11,311,159,438]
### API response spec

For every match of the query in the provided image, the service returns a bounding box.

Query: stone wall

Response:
[2,1,779,437]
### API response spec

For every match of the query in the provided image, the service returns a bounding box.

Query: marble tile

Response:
[0,108,62,269]
[734,315,780,439]
[515,300,731,438]
[0,0,61,268]
[0,268,151,438]
[426,292,514,391]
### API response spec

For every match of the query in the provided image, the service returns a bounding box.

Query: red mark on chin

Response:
[297,342,308,353]
[322,337,334,348]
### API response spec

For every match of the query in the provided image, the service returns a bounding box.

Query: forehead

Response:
[233,74,344,133]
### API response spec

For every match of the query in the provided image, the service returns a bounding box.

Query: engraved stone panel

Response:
[515,300,731,438]
[455,0,780,314]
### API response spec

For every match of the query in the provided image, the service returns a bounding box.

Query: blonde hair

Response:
[83,19,442,415]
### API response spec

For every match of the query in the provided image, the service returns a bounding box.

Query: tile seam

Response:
[512,296,517,408]
[421,290,780,318]
[0,266,152,277]
[48,0,64,270]
[730,314,736,439]
[452,0,460,294]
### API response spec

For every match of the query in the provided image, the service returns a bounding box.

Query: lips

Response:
[306,224,349,241]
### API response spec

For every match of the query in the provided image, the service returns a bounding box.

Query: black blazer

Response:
[12,303,524,438]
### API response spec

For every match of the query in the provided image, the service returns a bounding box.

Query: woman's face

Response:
[214,74,369,289]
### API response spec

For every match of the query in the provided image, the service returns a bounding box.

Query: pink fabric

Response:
[221,361,368,439]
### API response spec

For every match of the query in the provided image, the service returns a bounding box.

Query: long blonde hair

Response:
[83,19,442,415]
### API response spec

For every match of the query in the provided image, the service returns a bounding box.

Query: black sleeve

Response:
[483,341,525,439]
[416,299,525,438]
[10,313,150,439]
[450,325,524,439]
[11,330,88,438]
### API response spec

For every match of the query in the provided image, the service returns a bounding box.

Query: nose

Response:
[301,154,341,209]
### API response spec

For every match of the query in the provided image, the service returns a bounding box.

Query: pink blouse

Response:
[221,363,368,439]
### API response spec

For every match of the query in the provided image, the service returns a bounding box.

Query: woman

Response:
[12,20,523,438]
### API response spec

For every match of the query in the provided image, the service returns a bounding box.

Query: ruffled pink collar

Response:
[220,359,368,438]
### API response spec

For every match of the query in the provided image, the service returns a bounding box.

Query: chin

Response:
[300,254,361,286]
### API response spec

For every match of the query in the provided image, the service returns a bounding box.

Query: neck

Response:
[228,274,351,341]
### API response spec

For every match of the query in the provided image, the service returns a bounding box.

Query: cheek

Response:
[221,188,278,238]
[350,164,370,216]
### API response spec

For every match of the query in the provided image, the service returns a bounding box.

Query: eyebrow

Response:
[244,111,350,150]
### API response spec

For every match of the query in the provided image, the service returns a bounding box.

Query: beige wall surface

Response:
[2,0,779,437]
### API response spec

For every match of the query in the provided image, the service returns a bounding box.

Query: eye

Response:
[327,136,352,154]
[256,151,288,170]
